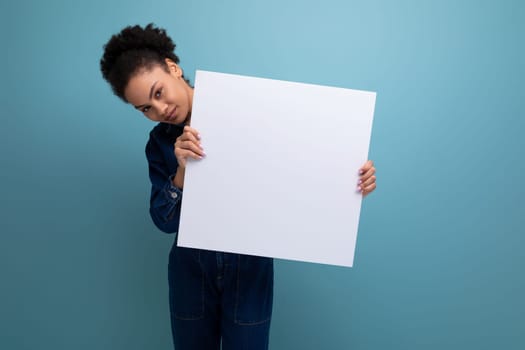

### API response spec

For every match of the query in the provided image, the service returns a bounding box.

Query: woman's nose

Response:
[152,101,169,119]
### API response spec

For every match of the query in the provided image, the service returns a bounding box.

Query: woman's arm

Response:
[145,125,204,234]
[146,138,183,234]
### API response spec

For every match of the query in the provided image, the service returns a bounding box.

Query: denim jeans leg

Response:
[168,247,221,350]
[221,254,274,350]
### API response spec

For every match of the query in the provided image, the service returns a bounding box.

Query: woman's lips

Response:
[166,107,177,121]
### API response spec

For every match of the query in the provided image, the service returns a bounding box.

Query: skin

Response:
[124,58,376,196]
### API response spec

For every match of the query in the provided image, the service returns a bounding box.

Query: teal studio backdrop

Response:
[1,0,524,349]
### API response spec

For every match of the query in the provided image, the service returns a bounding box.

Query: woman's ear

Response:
[165,58,183,77]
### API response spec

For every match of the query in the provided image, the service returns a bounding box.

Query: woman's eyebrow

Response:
[134,81,159,109]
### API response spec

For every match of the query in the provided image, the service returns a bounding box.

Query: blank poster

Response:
[177,70,376,267]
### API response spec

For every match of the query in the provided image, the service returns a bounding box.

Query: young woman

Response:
[100,24,377,350]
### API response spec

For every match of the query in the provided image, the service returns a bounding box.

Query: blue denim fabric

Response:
[145,123,186,234]
[169,247,273,350]
[145,123,273,349]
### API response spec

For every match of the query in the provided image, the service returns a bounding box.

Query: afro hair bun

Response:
[100,24,179,81]
[100,24,183,100]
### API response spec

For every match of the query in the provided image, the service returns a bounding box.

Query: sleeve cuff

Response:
[165,175,183,203]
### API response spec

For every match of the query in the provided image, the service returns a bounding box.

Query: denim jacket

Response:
[145,122,185,234]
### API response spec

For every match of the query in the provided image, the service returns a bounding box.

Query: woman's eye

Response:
[143,106,150,113]
[155,89,162,98]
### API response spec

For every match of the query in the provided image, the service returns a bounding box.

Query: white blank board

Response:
[177,70,376,267]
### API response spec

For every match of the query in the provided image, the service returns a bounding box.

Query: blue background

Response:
[2,0,524,349]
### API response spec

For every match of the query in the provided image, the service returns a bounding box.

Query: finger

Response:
[179,149,204,161]
[179,133,200,144]
[176,140,205,157]
[178,131,201,146]
[359,166,376,182]
[359,160,374,175]
[175,149,204,168]
[178,138,204,152]
[183,125,201,140]
[357,177,376,194]
[361,175,376,188]
[362,183,377,197]
[175,134,204,151]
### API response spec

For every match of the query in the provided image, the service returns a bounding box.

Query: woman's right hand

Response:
[174,125,205,169]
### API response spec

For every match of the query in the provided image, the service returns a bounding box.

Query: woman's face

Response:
[124,59,193,124]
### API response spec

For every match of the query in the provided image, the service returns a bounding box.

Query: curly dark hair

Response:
[100,23,188,101]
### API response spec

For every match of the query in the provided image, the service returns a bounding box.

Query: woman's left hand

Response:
[358,160,376,197]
